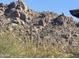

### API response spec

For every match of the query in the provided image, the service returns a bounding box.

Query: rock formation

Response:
[0,0,79,58]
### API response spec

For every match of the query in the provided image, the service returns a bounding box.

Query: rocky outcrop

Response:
[0,1,79,57]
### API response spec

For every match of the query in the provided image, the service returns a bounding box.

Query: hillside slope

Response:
[0,1,79,58]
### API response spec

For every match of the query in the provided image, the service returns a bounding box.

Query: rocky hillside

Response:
[0,1,79,58]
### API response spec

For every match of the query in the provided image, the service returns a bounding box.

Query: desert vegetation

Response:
[0,0,79,58]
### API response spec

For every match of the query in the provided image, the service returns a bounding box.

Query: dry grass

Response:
[0,30,79,58]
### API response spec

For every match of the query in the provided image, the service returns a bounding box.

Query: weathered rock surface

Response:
[0,1,79,57]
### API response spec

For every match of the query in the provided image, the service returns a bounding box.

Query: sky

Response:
[0,0,79,21]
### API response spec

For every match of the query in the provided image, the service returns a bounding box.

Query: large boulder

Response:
[4,9,20,18]
[33,18,45,26]
[51,14,65,26]
[0,3,5,11]
[7,2,16,9]
[19,11,26,22]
